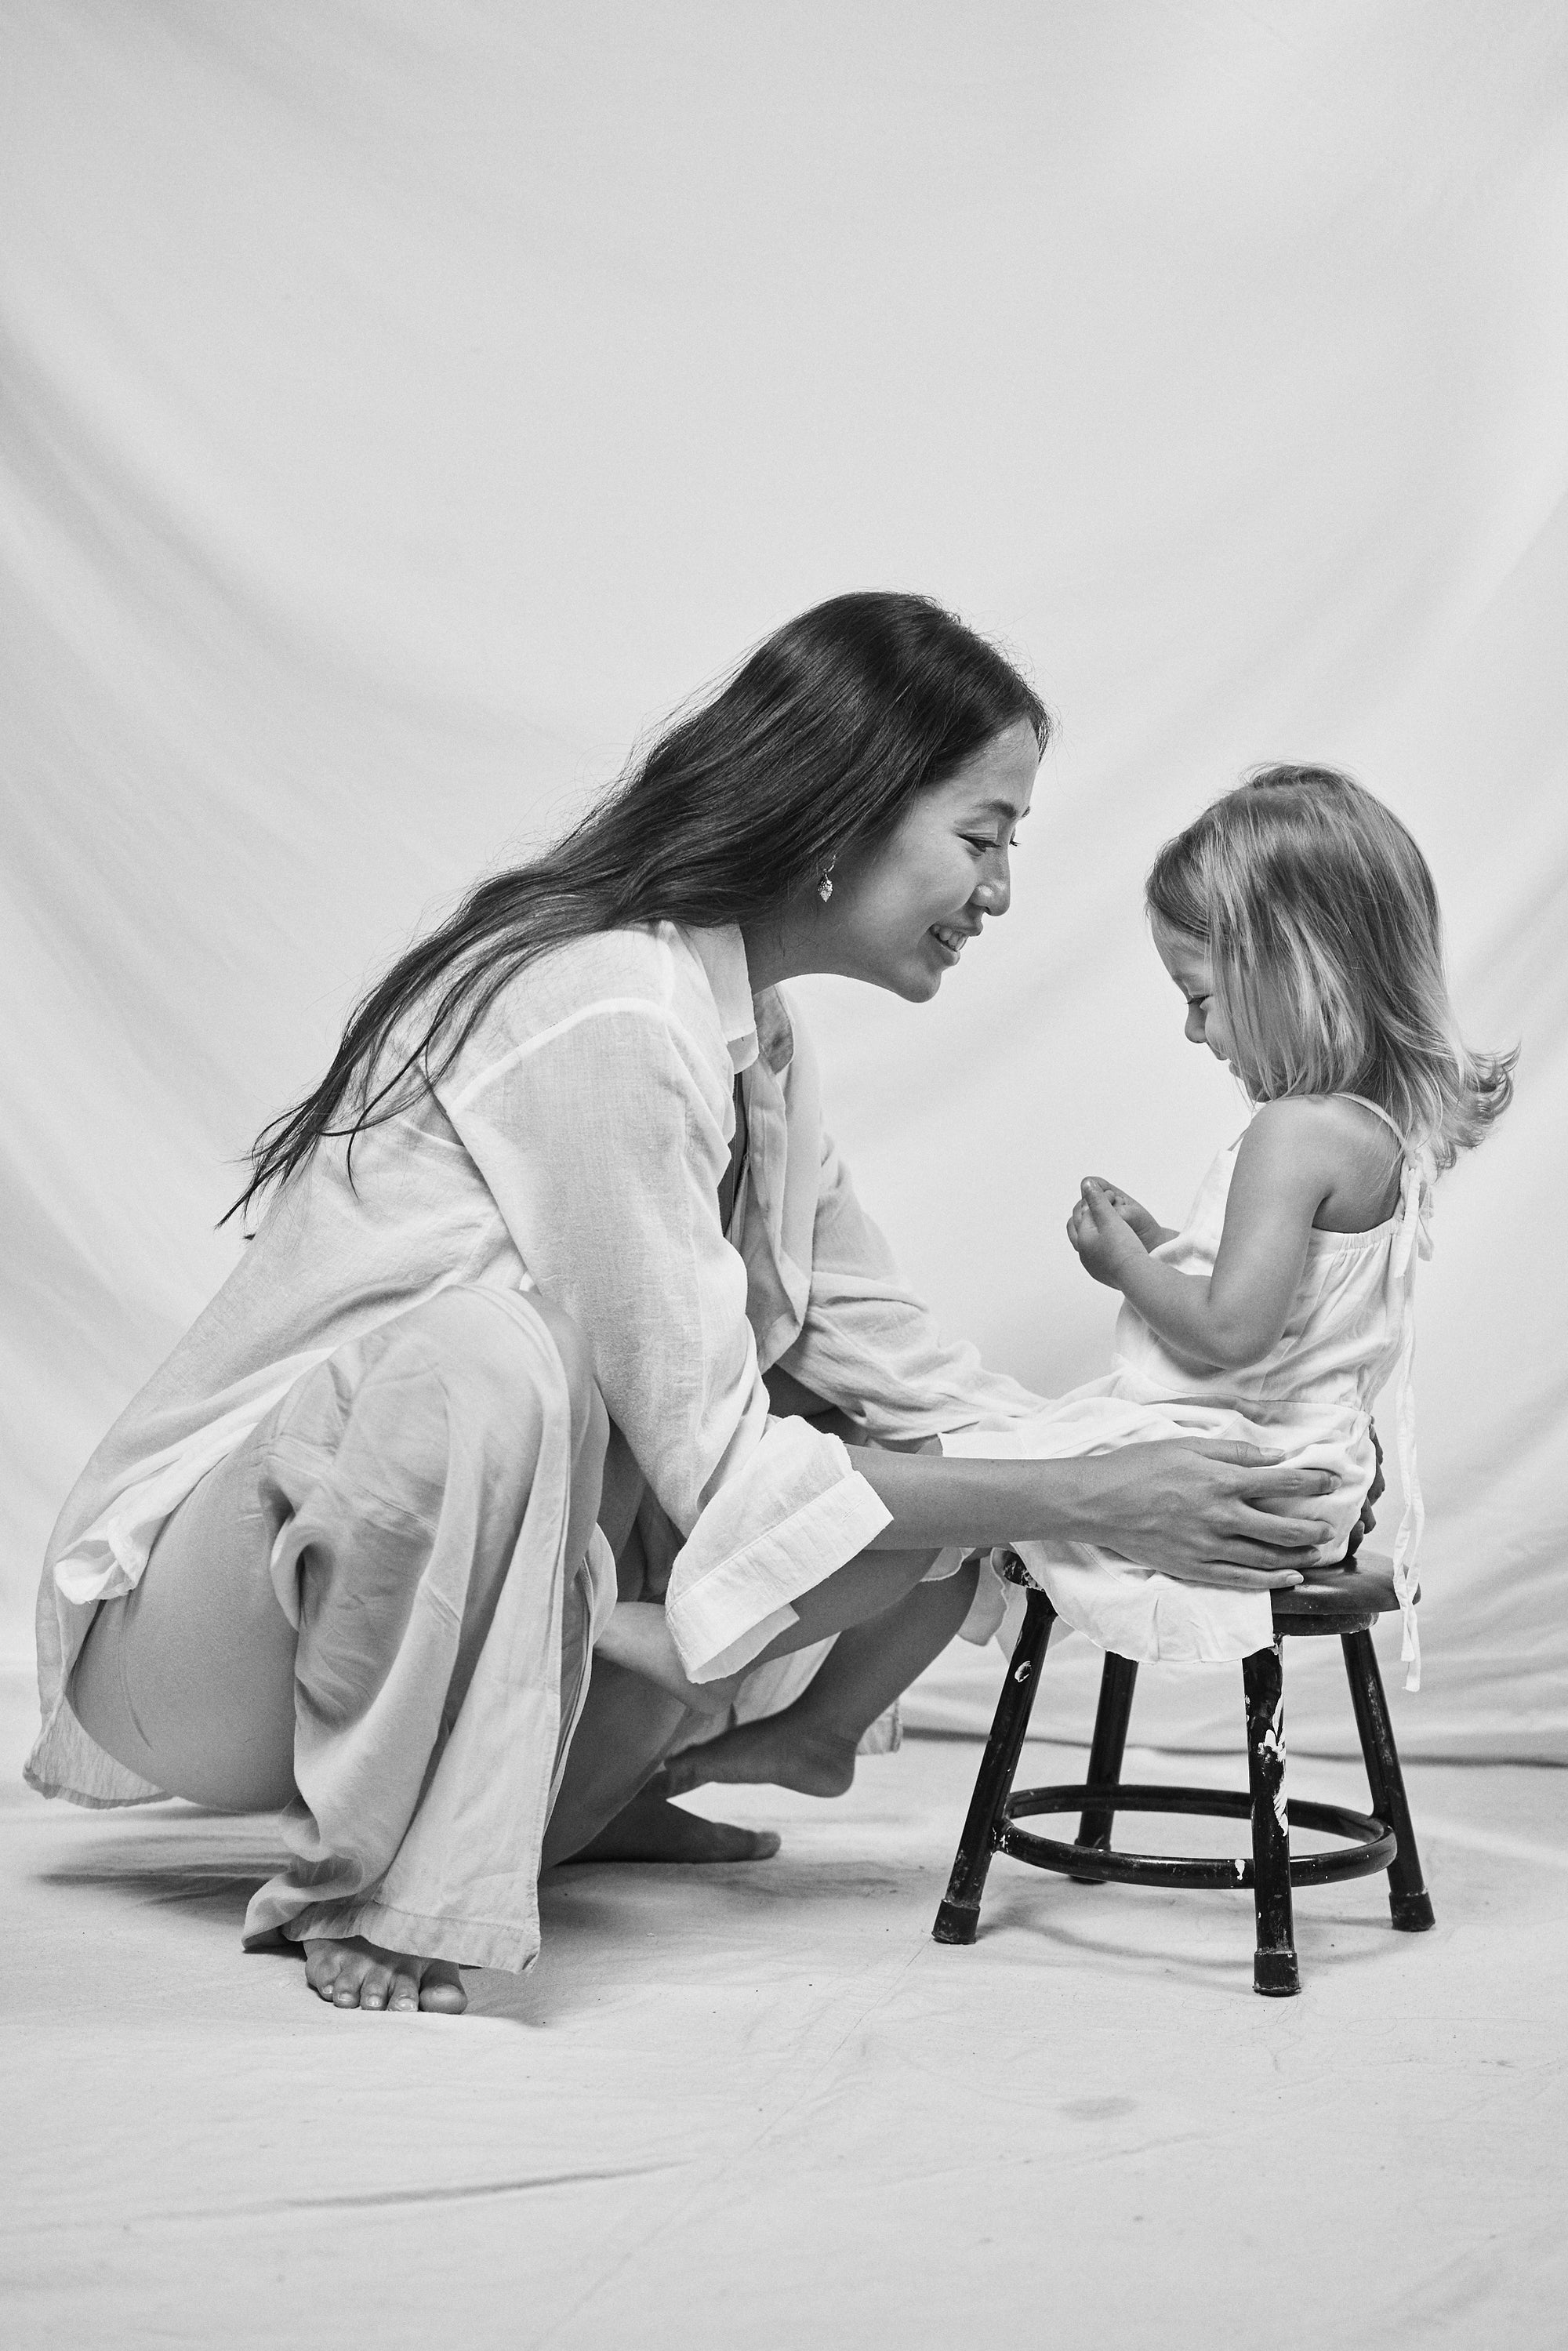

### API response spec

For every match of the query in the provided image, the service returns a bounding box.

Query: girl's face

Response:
[820,719,1040,1002]
[1151,913,1239,1071]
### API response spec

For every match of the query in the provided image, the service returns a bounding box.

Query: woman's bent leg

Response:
[70,1446,299,1812]
[76,1286,607,2008]
[540,1657,692,1865]
[661,1558,981,1800]
[542,1655,783,1866]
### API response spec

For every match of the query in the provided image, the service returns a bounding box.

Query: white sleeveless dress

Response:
[943,1099,1431,1682]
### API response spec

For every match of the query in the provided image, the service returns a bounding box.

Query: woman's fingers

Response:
[1080,1441,1341,1582]
[1184,1439,1287,1466]
[1218,1457,1335,1493]
[1220,1461,1336,1526]
[1219,1492,1334,1551]
[1174,1560,1305,1591]
[1229,1517,1329,1555]
[1196,1529,1314,1566]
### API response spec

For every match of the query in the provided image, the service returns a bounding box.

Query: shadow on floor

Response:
[37,1858,267,1925]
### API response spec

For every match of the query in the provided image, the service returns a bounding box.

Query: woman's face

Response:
[822,719,1040,1001]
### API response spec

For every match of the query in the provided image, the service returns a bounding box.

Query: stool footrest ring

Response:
[998,1781,1396,1891]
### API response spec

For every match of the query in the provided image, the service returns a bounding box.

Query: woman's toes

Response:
[704,1822,782,1862]
[304,1939,347,2002]
[302,1938,464,2015]
[418,1961,467,2014]
[388,1964,422,2013]
[358,1959,396,2012]
[326,1943,375,2007]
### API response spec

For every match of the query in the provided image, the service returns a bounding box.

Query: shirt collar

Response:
[682,923,795,1077]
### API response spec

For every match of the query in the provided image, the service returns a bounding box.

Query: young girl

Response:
[652,762,1512,1797]
[938,762,1515,1689]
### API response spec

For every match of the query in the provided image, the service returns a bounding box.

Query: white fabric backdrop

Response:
[2,1,1563,1756]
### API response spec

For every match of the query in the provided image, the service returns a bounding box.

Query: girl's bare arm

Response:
[1069,1103,1335,1369]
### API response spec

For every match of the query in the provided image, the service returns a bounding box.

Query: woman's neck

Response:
[739,909,808,993]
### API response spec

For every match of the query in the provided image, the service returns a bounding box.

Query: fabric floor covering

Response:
[4,1665,1563,2350]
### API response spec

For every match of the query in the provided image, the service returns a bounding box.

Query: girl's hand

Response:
[1067,1179,1148,1288]
[1080,1178,1169,1251]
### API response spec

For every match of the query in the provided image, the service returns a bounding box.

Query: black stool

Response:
[932,1552,1434,1995]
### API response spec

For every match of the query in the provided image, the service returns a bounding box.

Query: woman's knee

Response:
[394,1290,609,1539]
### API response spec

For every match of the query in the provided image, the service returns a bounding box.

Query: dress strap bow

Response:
[1388,1150,1434,1690]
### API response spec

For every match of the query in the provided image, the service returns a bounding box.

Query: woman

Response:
[28,593,1338,2015]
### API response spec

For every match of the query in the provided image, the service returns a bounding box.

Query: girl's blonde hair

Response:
[1145,766,1515,1171]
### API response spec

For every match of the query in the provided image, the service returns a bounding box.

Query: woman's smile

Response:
[928,920,978,964]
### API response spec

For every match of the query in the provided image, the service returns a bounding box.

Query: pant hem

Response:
[245,1896,538,1975]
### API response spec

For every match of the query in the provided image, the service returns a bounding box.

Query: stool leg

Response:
[1341,1627,1436,1931]
[1243,1641,1300,1996]
[933,1591,1055,1946]
[1073,1652,1138,1874]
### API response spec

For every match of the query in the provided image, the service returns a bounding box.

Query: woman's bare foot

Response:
[657,1714,858,1801]
[303,1936,467,2013]
[561,1788,781,1863]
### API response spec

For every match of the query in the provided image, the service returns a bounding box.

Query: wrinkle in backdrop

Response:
[2,0,1564,1755]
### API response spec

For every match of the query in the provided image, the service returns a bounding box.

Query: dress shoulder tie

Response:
[1385,1147,1435,1693]
[1331,1096,1432,1689]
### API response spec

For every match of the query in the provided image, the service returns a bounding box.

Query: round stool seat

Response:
[1272,1552,1407,1634]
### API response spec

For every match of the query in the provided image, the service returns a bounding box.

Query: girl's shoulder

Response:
[1240,1097,1403,1232]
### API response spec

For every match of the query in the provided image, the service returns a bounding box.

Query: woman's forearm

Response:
[855,1448,1102,1548]
[854,1437,1338,1584]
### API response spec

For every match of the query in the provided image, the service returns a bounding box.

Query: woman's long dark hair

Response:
[230,590,1048,1221]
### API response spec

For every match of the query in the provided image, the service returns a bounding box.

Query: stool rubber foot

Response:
[1390,1890,1436,1932]
[933,1900,979,1946]
[1253,1950,1301,1997]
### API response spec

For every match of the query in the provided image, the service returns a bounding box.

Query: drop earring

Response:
[817,854,837,904]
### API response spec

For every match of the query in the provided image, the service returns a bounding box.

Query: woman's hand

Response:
[1067,1179,1149,1288]
[858,1442,1338,1585]
[1077,1177,1171,1252]
[1076,1438,1337,1589]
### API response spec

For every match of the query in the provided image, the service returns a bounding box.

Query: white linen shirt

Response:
[28,921,1043,1806]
